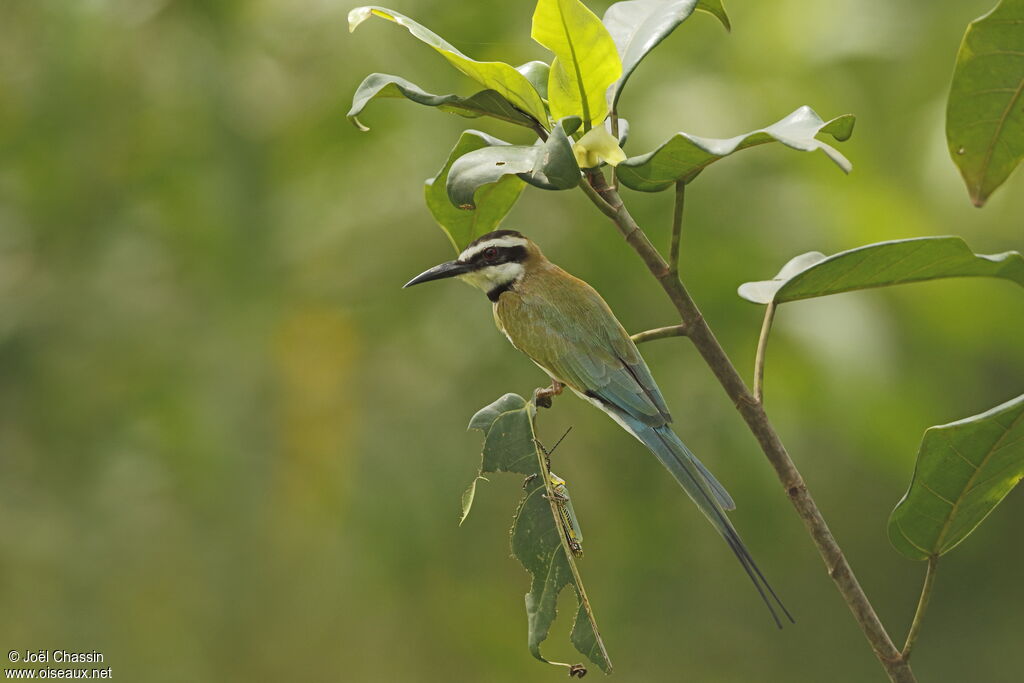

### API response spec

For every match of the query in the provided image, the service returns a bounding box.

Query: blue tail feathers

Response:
[618,412,793,628]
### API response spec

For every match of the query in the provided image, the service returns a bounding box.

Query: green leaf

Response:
[738,236,1024,305]
[517,61,552,102]
[467,393,612,674]
[531,0,623,126]
[696,0,731,30]
[617,106,854,191]
[888,394,1024,561]
[447,119,582,209]
[348,73,537,131]
[349,7,548,124]
[603,0,705,109]
[946,0,1024,207]
[425,131,526,252]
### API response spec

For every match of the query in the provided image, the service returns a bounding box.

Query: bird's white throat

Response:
[458,262,524,292]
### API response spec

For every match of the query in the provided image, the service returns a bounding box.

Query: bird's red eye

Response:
[483,247,499,260]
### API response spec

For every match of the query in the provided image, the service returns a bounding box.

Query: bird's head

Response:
[403,229,542,300]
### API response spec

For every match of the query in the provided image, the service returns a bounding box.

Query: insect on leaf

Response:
[465,393,612,674]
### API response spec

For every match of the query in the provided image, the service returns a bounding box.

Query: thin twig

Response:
[581,170,917,683]
[902,555,939,660]
[670,181,685,273]
[753,302,777,404]
[631,325,688,344]
[529,405,611,673]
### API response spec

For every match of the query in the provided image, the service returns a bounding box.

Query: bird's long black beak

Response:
[403,260,472,288]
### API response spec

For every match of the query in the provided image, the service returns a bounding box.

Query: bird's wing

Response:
[498,272,671,427]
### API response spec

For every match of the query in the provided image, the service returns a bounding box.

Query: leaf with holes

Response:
[532,0,623,126]
[946,0,1024,207]
[889,395,1024,561]
[348,74,537,131]
[616,106,854,191]
[425,132,526,252]
[465,393,611,674]
[349,7,548,124]
[447,118,582,209]
[738,236,1024,305]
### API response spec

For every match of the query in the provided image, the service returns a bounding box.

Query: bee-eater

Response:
[405,229,791,627]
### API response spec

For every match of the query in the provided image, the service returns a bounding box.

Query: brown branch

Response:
[631,325,688,344]
[581,170,917,683]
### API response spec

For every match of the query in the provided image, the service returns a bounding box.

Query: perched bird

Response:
[404,229,791,627]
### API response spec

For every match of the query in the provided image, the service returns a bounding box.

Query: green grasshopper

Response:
[547,471,584,558]
[530,427,584,558]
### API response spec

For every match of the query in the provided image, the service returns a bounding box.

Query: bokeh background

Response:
[2,0,1022,681]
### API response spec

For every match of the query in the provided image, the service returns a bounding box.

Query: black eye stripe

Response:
[470,245,527,266]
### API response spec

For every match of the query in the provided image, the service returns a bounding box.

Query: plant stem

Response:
[581,171,917,683]
[754,302,776,404]
[529,399,611,673]
[902,555,939,660]
[631,325,688,344]
[670,181,685,274]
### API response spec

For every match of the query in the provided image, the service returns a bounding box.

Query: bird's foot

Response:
[533,380,564,409]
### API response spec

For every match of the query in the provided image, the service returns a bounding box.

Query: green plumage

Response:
[496,262,671,426]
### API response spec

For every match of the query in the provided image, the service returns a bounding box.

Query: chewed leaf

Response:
[616,106,855,192]
[738,236,1024,305]
[425,131,525,252]
[349,7,548,123]
[946,0,1024,206]
[447,119,582,209]
[349,73,537,131]
[889,394,1024,560]
[467,393,612,673]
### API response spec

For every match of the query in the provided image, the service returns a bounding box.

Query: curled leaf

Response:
[348,73,537,131]
[349,6,548,123]
[447,119,582,209]
[617,106,855,192]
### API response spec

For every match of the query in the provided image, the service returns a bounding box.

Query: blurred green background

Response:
[1,0,1022,681]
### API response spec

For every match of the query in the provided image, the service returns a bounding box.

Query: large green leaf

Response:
[465,394,612,674]
[888,394,1024,561]
[603,0,708,109]
[349,7,548,124]
[447,119,582,209]
[425,132,526,252]
[531,0,623,126]
[348,73,537,131]
[616,106,854,191]
[738,236,1024,305]
[946,0,1024,207]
